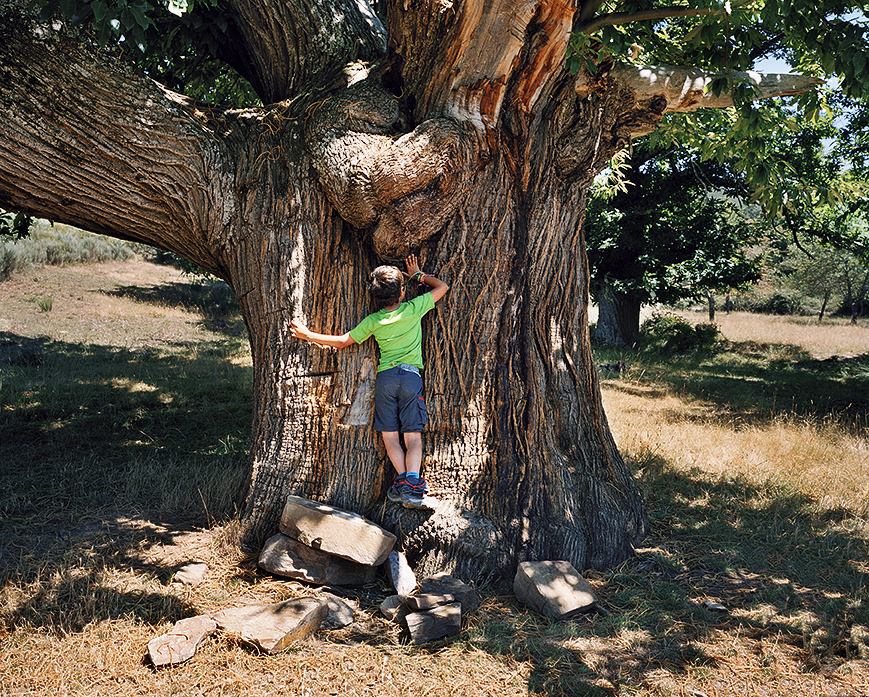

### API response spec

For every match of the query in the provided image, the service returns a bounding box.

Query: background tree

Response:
[587,143,760,346]
[0,0,864,580]
[782,232,869,321]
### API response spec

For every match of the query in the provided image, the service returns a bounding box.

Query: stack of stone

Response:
[148,495,396,667]
[258,495,397,584]
[380,567,480,645]
[148,592,359,665]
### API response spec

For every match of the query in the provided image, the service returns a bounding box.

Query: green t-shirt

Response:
[348,292,436,372]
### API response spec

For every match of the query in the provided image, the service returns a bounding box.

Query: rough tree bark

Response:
[593,283,643,348]
[0,0,820,580]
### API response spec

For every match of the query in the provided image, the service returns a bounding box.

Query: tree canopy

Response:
[587,143,760,309]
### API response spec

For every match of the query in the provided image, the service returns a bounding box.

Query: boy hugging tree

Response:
[290,254,449,509]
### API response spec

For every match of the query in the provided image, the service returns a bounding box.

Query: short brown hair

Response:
[369,265,404,308]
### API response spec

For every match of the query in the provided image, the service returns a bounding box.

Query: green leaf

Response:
[127,5,151,30]
[90,0,108,22]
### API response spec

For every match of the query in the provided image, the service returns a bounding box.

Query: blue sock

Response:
[405,472,420,482]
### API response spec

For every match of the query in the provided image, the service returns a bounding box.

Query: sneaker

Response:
[386,473,408,503]
[399,475,430,509]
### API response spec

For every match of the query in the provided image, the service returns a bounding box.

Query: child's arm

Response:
[290,320,356,349]
[405,254,450,303]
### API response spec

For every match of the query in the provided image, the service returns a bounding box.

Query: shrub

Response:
[728,288,812,316]
[0,224,135,281]
[0,242,27,281]
[639,312,721,354]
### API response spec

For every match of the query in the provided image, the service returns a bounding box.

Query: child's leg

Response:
[403,431,422,475]
[380,430,406,475]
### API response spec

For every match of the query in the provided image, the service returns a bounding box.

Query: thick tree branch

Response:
[221,0,386,104]
[576,6,719,34]
[0,15,240,277]
[574,0,756,34]
[607,64,824,127]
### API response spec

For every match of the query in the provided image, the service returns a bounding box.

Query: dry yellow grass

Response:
[2,263,868,697]
[676,309,869,359]
[602,383,869,514]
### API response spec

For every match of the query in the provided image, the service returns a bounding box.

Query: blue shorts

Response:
[373,365,427,433]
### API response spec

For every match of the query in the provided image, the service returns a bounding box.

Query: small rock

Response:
[279,495,396,566]
[320,593,357,630]
[405,593,455,612]
[419,573,480,613]
[259,533,378,586]
[701,600,728,613]
[173,562,208,586]
[147,615,217,667]
[405,602,462,645]
[513,560,598,620]
[212,597,328,654]
[386,550,417,597]
[379,594,406,621]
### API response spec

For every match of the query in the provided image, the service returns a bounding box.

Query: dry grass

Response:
[675,309,869,359]
[603,385,869,515]
[2,256,869,696]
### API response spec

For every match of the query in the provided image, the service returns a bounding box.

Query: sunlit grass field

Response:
[1,255,867,696]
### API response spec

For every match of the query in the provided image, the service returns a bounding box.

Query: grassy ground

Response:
[1,257,868,696]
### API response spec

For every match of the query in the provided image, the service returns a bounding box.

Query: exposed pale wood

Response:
[607,65,825,133]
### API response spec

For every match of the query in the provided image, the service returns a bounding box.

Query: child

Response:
[289,254,449,509]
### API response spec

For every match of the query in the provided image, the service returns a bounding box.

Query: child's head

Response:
[369,265,404,308]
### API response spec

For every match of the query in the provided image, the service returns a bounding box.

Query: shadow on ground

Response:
[457,455,868,695]
[102,279,248,336]
[599,341,869,426]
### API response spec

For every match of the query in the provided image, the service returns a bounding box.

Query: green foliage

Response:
[747,289,809,315]
[638,312,721,354]
[31,0,258,104]
[573,3,869,231]
[587,142,760,307]
[0,211,32,239]
[577,1,869,100]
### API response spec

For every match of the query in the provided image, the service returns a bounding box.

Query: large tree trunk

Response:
[3,0,813,580]
[593,283,643,348]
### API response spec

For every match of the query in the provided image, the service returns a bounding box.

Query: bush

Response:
[0,224,135,281]
[728,288,812,316]
[639,312,720,354]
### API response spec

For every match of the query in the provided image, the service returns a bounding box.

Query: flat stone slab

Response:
[320,593,357,630]
[419,573,480,613]
[173,562,208,586]
[405,593,455,612]
[380,595,405,621]
[147,615,217,666]
[279,495,396,566]
[513,560,598,620]
[259,533,378,586]
[212,597,328,654]
[405,602,462,645]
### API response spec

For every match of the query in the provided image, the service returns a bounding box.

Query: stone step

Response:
[513,560,598,620]
[405,602,462,645]
[279,495,396,566]
[147,615,217,667]
[212,597,328,654]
